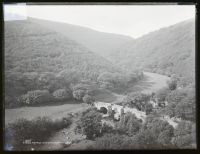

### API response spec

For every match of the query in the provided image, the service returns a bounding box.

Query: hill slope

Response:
[5,20,121,75]
[110,18,195,79]
[4,19,140,107]
[29,17,134,58]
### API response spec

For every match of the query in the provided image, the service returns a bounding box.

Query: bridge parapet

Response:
[94,101,146,121]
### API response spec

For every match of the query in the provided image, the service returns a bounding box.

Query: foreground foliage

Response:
[5,116,72,151]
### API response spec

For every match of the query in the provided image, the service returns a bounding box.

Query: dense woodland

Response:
[29,17,133,58]
[110,19,195,80]
[4,18,196,150]
[4,20,143,108]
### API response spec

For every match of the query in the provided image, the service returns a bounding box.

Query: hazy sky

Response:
[4,4,195,38]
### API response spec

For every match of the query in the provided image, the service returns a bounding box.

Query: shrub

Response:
[173,121,196,148]
[145,103,153,115]
[140,117,174,148]
[17,90,52,105]
[82,94,95,104]
[156,87,170,102]
[5,96,17,108]
[72,89,85,101]
[52,88,71,101]
[124,92,151,111]
[101,123,114,135]
[167,79,177,90]
[5,116,72,151]
[89,133,132,150]
[166,89,187,103]
[133,129,160,149]
[76,108,102,140]
[115,112,142,136]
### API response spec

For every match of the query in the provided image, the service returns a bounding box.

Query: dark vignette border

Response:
[0,1,199,154]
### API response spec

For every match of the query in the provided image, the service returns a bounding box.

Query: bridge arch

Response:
[99,107,108,114]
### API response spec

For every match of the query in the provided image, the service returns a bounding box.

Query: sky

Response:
[4,4,195,38]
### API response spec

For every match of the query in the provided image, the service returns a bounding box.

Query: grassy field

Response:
[5,100,89,125]
[93,89,117,103]
[5,88,117,125]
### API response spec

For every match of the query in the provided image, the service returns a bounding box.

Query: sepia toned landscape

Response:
[4,4,196,151]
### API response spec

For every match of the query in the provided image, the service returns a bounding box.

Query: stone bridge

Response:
[93,101,146,121]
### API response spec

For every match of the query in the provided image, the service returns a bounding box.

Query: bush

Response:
[115,112,142,136]
[5,96,17,108]
[82,94,95,104]
[101,123,114,134]
[173,121,196,148]
[167,79,177,90]
[76,108,102,140]
[89,133,133,150]
[72,89,85,101]
[156,87,170,102]
[17,90,52,105]
[145,103,153,115]
[5,116,72,151]
[52,88,71,101]
[166,89,187,103]
[124,92,151,111]
[141,117,174,147]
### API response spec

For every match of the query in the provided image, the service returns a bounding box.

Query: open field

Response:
[126,72,170,94]
[5,101,89,125]
[93,89,117,103]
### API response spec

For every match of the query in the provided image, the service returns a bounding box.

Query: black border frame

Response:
[0,1,199,154]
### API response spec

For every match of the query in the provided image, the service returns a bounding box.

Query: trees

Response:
[76,108,102,140]
[115,112,142,136]
[89,133,132,150]
[139,117,174,148]
[163,102,176,118]
[145,103,153,115]
[52,88,71,101]
[173,121,196,148]
[156,87,170,102]
[101,123,114,134]
[97,71,143,90]
[167,79,177,90]
[178,77,193,88]
[175,102,195,121]
[157,129,174,146]
[97,72,115,89]
[82,94,95,104]
[125,92,151,111]
[166,89,187,103]
[71,83,96,101]
[72,89,85,101]
[133,129,159,149]
[165,87,195,121]
[6,116,72,150]
[17,90,52,105]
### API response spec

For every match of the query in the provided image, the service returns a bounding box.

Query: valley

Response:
[4,17,196,150]
[5,71,169,125]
